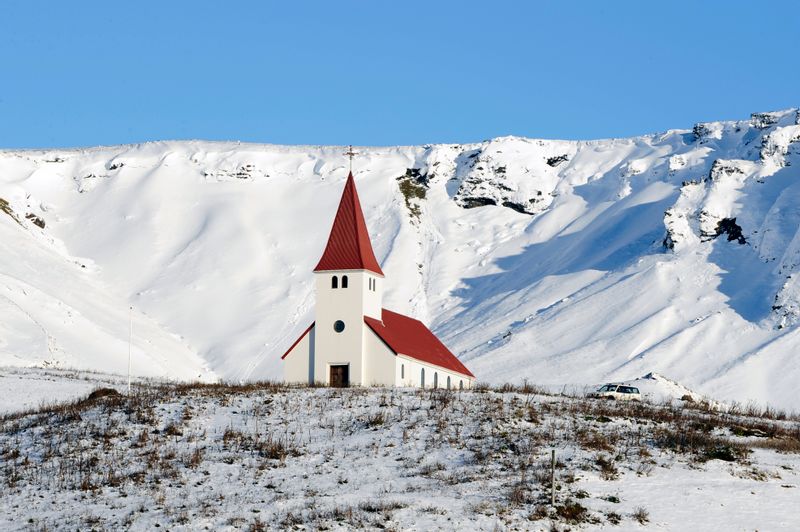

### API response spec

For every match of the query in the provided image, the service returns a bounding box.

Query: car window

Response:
[619,386,632,393]
[630,387,640,394]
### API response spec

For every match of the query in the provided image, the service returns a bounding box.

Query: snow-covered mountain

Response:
[2,108,799,408]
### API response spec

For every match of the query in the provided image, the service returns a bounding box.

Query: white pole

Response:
[551,449,556,506]
[127,306,132,395]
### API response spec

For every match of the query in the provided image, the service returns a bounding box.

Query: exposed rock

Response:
[620,160,645,178]
[400,167,429,186]
[714,217,746,244]
[546,154,568,167]
[773,275,800,328]
[25,213,45,229]
[692,122,723,143]
[668,155,686,176]
[662,231,675,250]
[0,198,17,221]
[750,112,781,130]
[453,147,548,215]
[203,164,266,181]
[662,181,704,251]
[460,197,497,209]
[759,126,800,167]
[707,159,744,182]
[501,201,532,214]
[396,168,428,220]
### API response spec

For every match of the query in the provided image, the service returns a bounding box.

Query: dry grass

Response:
[1,379,797,529]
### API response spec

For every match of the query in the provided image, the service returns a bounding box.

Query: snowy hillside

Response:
[2,383,798,530]
[1,108,800,408]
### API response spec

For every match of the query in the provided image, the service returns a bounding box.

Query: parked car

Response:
[589,383,641,401]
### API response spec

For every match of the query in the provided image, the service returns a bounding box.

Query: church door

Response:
[329,365,349,387]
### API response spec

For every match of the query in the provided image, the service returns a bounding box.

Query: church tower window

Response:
[433,372,438,389]
[331,276,338,289]
[342,275,348,288]
[333,320,345,333]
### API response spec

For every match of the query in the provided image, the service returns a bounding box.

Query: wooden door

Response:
[329,365,349,387]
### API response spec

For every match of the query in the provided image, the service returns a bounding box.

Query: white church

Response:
[281,172,475,389]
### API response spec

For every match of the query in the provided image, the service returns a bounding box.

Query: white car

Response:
[590,383,641,401]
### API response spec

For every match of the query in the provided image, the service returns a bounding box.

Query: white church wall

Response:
[363,327,398,386]
[395,355,473,390]
[362,272,382,320]
[283,327,315,384]
[314,271,376,384]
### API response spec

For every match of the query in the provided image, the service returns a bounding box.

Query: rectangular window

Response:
[401,364,404,379]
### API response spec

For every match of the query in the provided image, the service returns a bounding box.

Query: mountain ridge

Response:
[1,108,799,408]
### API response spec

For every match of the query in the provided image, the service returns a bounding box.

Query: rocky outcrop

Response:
[759,125,800,167]
[751,111,782,130]
[713,218,746,244]
[663,182,703,250]
[25,213,45,229]
[707,159,745,182]
[546,154,568,167]
[203,163,266,181]
[772,275,800,329]
[692,122,724,143]
[451,140,560,216]
[396,168,428,220]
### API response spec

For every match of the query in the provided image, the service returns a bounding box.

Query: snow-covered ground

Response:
[1,383,798,530]
[2,108,800,410]
[0,367,148,415]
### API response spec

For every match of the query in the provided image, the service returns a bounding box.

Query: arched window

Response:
[342,275,348,288]
[420,368,425,388]
[332,276,338,289]
[459,380,463,390]
[401,364,405,379]
[433,372,438,389]
[447,376,451,390]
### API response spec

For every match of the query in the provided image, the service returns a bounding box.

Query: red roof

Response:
[364,309,475,378]
[281,322,314,359]
[314,172,384,276]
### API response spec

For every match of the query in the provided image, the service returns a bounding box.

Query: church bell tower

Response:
[311,171,384,385]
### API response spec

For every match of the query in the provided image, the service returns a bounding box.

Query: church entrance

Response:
[329,364,349,387]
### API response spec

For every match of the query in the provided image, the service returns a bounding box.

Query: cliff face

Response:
[1,108,800,408]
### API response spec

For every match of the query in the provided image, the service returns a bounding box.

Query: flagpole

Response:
[128,306,132,395]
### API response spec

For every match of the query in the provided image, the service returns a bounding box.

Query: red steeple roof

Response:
[314,172,384,276]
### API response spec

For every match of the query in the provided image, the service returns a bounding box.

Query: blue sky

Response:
[1,1,797,148]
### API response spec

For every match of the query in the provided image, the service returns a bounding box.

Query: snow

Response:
[0,367,152,415]
[1,382,798,530]
[2,109,800,410]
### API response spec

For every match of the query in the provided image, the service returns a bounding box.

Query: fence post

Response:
[551,449,556,506]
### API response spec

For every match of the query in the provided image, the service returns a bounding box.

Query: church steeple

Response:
[313,172,384,276]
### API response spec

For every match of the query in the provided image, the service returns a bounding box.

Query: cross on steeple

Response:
[343,144,358,173]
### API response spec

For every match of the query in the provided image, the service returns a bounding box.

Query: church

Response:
[281,171,475,389]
